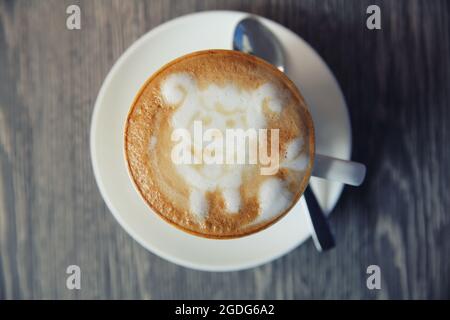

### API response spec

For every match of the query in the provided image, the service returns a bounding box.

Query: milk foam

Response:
[126,51,314,237]
[149,136,157,150]
[281,137,309,171]
[257,178,293,222]
[247,138,310,222]
[161,72,299,221]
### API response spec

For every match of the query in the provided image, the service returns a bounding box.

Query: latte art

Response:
[125,50,314,238]
[165,73,281,173]
[163,73,283,218]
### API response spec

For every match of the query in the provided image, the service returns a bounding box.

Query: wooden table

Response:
[0,0,449,299]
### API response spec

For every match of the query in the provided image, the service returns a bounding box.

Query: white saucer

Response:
[90,11,351,271]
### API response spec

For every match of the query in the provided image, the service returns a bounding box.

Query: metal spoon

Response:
[233,17,285,72]
[233,16,335,251]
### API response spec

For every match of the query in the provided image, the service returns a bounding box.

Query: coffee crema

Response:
[125,50,314,238]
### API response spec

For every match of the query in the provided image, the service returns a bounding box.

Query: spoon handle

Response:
[303,186,335,251]
[313,154,366,186]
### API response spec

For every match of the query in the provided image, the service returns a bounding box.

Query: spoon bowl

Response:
[233,17,286,72]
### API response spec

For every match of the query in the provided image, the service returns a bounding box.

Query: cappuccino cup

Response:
[125,50,365,239]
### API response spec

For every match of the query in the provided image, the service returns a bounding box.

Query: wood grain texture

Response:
[0,0,449,299]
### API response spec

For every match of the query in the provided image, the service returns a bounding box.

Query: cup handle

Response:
[312,154,366,186]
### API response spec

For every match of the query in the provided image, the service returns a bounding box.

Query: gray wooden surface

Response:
[0,0,449,299]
